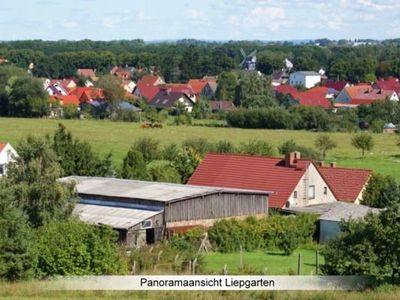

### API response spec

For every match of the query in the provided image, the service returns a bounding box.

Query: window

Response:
[141,220,152,229]
[308,185,315,199]
[324,187,327,195]
[0,164,4,175]
[293,191,297,199]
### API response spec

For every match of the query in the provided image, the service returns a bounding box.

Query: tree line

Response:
[1,39,399,82]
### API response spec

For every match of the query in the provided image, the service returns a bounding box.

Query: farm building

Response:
[59,176,270,247]
[283,202,380,243]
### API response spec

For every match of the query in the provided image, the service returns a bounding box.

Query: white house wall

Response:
[0,144,18,176]
[287,163,336,208]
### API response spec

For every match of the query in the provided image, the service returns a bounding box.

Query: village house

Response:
[188,152,372,209]
[188,78,217,99]
[188,152,337,209]
[373,77,400,95]
[110,66,133,80]
[335,84,399,106]
[59,176,270,247]
[133,75,165,101]
[77,68,98,81]
[150,85,196,112]
[0,142,18,177]
[289,71,321,88]
[317,163,372,204]
[275,85,332,109]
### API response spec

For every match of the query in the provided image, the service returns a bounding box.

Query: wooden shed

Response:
[59,176,270,247]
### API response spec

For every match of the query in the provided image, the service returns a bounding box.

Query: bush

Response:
[131,137,160,162]
[208,214,317,254]
[182,138,213,156]
[147,160,181,183]
[113,109,140,122]
[62,104,80,119]
[174,113,192,125]
[226,107,293,129]
[162,143,181,161]
[35,220,127,276]
[239,140,275,156]
[276,230,299,255]
[213,140,237,153]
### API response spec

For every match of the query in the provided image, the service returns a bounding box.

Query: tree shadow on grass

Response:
[265,251,289,256]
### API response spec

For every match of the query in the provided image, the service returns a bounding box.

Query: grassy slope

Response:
[203,247,324,275]
[1,117,399,178]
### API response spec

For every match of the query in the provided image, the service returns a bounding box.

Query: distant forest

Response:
[0,39,399,82]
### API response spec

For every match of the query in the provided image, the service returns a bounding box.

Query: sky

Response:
[0,0,399,41]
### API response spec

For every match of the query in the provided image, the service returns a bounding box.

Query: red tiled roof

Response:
[53,95,80,106]
[71,87,104,103]
[135,75,164,101]
[188,79,216,94]
[374,77,400,93]
[160,84,194,94]
[77,69,97,80]
[0,142,7,152]
[188,153,311,208]
[291,90,331,109]
[318,167,372,202]
[275,84,298,96]
[323,80,348,92]
[138,75,161,86]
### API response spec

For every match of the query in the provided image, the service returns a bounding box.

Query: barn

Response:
[59,176,270,247]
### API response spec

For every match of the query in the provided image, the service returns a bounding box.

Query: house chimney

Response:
[317,161,324,167]
[330,162,336,168]
[294,151,301,161]
[285,152,296,168]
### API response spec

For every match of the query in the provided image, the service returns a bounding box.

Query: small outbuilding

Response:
[283,202,380,243]
[59,176,270,247]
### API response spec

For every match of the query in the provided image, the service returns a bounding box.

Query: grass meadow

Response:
[203,247,324,275]
[0,117,399,179]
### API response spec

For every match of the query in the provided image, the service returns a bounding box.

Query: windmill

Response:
[240,48,257,71]
[283,58,293,72]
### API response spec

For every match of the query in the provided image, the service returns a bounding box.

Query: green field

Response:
[0,117,399,179]
[203,247,324,275]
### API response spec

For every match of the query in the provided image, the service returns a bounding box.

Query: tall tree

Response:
[6,136,76,228]
[351,133,374,158]
[96,74,125,116]
[6,76,49,117]
[314,134,337,160]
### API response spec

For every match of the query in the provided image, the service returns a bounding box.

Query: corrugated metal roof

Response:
[282,202,380,222]
[59,176,270,203]
[73,203,161,230]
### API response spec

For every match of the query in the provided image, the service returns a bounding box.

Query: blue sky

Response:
[0,0,399,41]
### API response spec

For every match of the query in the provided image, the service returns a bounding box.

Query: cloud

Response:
[102,16,116,28]
[61,20,78,29]
[187,9,204,20]
[326,17,342,30]
[357,0,391,11]
[245,6,287,31]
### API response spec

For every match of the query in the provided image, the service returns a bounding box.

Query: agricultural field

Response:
[0,117,399,179]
